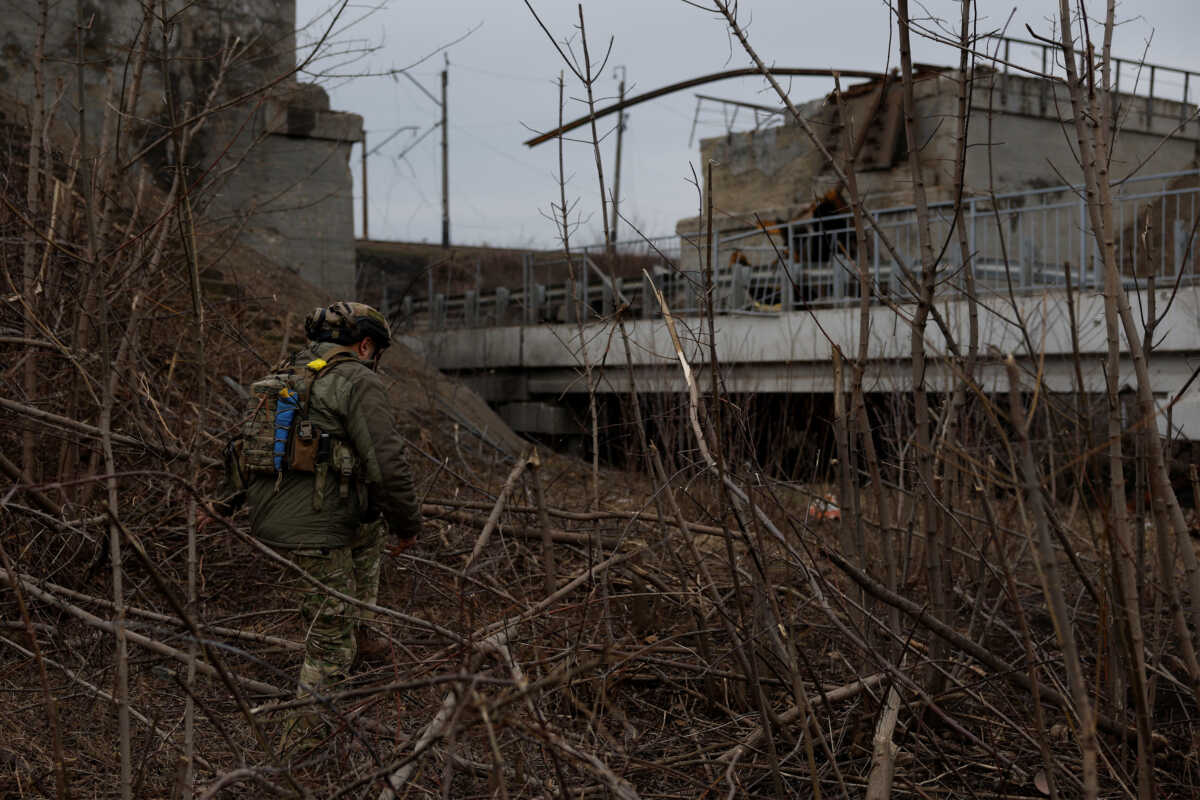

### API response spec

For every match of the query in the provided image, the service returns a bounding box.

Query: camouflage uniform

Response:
[287,519,384,741]
[223,303,422,752]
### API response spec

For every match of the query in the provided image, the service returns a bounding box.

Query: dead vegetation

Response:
[3,1,1200,799]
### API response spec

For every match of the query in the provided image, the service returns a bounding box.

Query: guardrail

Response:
[981,34,1200,127]
[399,168,1200,331]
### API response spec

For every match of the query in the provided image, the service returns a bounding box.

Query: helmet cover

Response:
[304,301,391,351]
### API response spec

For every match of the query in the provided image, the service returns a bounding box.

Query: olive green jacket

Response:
[237,342,422,549]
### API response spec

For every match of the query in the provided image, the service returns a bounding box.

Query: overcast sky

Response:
[293,1,1200,250]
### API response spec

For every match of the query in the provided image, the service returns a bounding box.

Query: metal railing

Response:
[400,169,1200,330]
[403,234,696,329]
[980,35,1199,127]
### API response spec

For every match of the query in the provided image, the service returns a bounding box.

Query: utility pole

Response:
[359,126,418,240]
[397,58,449,247]
[441,54,450,249]
[609,66,626,250]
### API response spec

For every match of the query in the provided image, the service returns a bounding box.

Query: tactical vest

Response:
[227,353,362,510]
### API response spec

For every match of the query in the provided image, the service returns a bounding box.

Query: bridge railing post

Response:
[833,248,846,304]
[731,264,748,311]
[398,296,413,331]
[522,253,532,326]
[534,283,547,323]
[495,287,510,325]
[1018,211,1030,288]
[432,293,446,330]
[1176,218,1189,276]
[464,290,479,327]
[873,227,882,297]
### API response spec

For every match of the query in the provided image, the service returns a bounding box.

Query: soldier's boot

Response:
[354,627,391,666]
[279,712,326,761]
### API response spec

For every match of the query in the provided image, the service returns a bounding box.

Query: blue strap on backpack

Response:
[273,389,300,471]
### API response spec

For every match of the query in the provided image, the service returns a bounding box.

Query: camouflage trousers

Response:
[282,520,384,750]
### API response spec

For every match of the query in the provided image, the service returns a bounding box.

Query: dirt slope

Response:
[208,245,527,458]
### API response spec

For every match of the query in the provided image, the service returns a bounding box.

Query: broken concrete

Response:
[679,67,1200,258]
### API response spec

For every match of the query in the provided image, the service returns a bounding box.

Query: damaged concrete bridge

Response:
[391,43,1200,443]
[401,169,1200,442]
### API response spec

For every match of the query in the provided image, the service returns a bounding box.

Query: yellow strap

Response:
[306,358,328,370]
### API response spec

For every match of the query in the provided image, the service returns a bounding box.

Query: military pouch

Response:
[239,352,359,484]
[289,420,320,472]
[239,390,278,474]
[310,434,333,511]
[330,440,355,500]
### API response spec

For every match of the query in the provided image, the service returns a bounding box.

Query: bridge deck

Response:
[410,286,1200,398]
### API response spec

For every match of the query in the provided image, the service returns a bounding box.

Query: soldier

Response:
[213,301,422,752]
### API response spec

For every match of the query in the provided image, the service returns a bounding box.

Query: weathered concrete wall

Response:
[696,96,831,220]
[959,71,1200,196]
[0,0,359,298]
[201,81,362,297]
[684,69,1200,240]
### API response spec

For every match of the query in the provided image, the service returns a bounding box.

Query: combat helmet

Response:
[304,301,392,351]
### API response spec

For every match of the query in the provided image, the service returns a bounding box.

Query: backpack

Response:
[226,353,358,503]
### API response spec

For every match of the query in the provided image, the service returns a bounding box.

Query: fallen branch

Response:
[0,450,61,516]
[718,672,887,762]
[865,685,903,800]
[421,497,726,537]
[3,573,282,696]
[377,626,517,800]
[463,453,530,574]
[476,547,639,639]
[422,506,625,548]
[823,548,1131,738]
[521,719,643,800]
[196,767,284,800]
[0,633,213,771]
[0,396,219,467]
[24,574,302,651]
